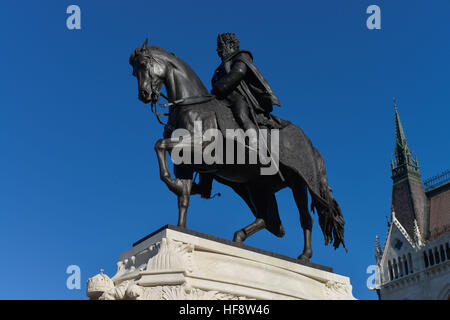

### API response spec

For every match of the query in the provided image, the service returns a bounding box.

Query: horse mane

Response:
[129,42,209,95]
[129,45,177,66]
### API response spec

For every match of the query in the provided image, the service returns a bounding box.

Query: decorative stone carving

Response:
[145,238,195,273]
[86,270,114,299]
[93,282,251,300]
[186,288,251,300]
[323,280,354,300]
[98,280,135,300]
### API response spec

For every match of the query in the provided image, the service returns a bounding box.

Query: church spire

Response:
[391,99,420,183]
[389,98,428,240]
[394,98,408,156]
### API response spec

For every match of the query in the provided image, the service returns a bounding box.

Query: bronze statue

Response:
[129,36,346,263]
[212,33,280,134]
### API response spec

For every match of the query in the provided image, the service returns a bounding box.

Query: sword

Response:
[237,82,286,183]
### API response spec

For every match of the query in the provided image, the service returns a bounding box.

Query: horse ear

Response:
[142,38,149,49]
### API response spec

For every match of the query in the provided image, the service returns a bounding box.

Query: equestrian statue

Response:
[129,34,346,263]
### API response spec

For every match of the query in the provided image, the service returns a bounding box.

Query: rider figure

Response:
[192,33,281,198]
[211,33,281,135]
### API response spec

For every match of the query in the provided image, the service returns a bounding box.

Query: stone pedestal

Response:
[87,225,356,300]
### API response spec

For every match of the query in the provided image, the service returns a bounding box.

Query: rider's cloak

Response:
[212,50,281,116]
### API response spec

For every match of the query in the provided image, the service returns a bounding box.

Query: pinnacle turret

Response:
[375,235,383,262]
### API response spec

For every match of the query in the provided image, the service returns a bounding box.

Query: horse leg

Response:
[233,218,266,242]
[222,182,264,242]
[233,183,283,243]
[154,137,194,228]
[176,184,192,228]
[173,165,193,228]
[292,181,313,263]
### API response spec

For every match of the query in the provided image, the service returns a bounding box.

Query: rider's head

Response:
[217,33,239,60]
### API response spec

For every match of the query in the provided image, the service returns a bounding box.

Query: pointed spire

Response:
[394,98,408,150]
[375,235,382,262]
[391,98,420,182]
[389,98,427,242]
[393,98,412,166]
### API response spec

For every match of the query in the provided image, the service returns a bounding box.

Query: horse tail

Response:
[310,151,347,251]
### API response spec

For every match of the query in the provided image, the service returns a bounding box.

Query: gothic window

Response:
[429,249,435,266]
[388,260,393,281]
[424,251,429,268]
[398,256,404,277]
[403,255,408,275]
[408,253,413,273]
[435,247,440,264]
[440,245,446,261]
[393,259,399,279]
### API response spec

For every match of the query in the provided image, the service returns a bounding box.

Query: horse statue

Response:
[129,40,346,263]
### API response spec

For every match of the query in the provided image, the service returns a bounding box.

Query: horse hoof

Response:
[297,254,310,264]
[233,230,246,243]
[297,249,313,264]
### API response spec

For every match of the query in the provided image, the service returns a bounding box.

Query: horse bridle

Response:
[150,91,215,126]
[136,52,214,125]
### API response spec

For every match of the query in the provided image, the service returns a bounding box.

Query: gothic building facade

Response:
[374,104,450,300]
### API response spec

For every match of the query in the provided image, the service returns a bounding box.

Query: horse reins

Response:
[150,92,215,126]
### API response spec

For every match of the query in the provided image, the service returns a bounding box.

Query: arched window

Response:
[440,245,446,261]
[408,253,413,273]
[398,256,404,277]
[429,249,435,266]
[435,247,441,264]
[403,255,408,275]
[424,251,429,268]
[393,259,399,279]
[388,260,393,281]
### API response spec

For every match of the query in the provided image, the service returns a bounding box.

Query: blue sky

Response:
[0,0,449,300]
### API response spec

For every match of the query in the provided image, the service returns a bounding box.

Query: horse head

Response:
[129,39,168,104]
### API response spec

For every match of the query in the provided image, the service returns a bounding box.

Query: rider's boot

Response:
[191,174,213,199]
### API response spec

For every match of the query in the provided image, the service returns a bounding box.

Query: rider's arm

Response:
[212,60,247,98]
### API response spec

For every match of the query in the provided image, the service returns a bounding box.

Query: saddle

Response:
[214,98,290,136]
